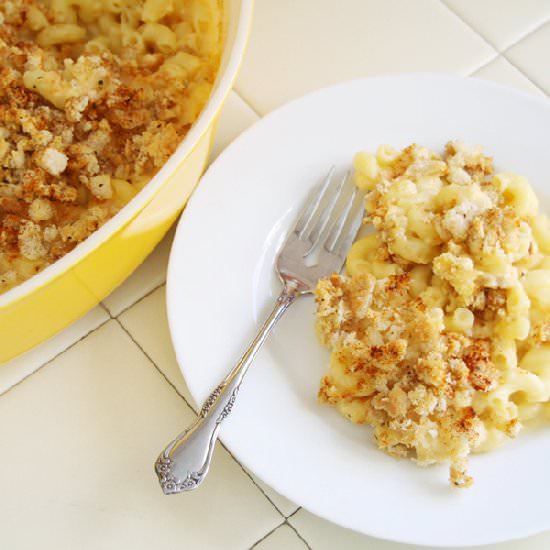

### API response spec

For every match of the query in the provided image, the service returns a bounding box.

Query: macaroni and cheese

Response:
[315,141,550,487]
[0,0,222,293]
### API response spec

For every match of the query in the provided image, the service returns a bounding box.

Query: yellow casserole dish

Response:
[0,0,254,363]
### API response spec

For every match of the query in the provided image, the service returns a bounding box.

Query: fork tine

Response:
[324,185,365,258]
[293,166,335,237]
[305,170,349,250]
[324,184,357,251]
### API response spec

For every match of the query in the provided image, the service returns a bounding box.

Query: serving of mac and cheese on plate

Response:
[0,0,222,294]
[315,141,550,487]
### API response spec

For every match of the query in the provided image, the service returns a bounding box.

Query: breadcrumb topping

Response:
[316,273,497,488]
[316,141,550,487]
[0,0,222,293]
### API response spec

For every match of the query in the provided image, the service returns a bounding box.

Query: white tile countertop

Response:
[2,1,550,549]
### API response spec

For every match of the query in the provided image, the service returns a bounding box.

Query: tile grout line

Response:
[231,87,263,118]
[284,508,312,550]
[440,0,549,95]
[115,315,290,520]
[467,54,548,99]
[500,18,550,54]
[500,52,550,96]
[0,318,111,398]
[115,317,195,412]
[232,85,264,118]
[248,519,286,549]
[439,0,498,50]
[285,524,311,550]
[99,301,111,316]
[102,280,166,319]
[218,441,288,520]
[437,0,498,63]
[285,507,301,521]
[248,514,312,550]
[440,0,550,54]
[465,53,500,77]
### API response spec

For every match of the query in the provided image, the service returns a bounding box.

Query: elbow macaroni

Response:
[0,0,223,293]
[316,141,550,488]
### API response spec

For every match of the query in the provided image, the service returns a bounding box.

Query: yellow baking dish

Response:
[0,0,254,363]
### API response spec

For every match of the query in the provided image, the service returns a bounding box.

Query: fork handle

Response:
[155,281,301,494]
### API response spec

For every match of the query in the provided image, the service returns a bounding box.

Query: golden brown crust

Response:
[315,271,499,487]
[0,0,222,292]
[315,140,550,488]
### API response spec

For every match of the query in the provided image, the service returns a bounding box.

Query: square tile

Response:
[117,285,195,406]
[0,321,281,549]
[443,0,550,51]
[235,0,495,114]
[471,56,547,97]
[0,305,108,395]
[253,524,308,550]
[288,508,550,550]
[506,21,550,95]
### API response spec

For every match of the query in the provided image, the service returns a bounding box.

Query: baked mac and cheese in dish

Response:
[315,141,550,487]
[0,0,222,293]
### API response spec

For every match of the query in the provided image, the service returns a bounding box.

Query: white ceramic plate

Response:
[167,75,550,547]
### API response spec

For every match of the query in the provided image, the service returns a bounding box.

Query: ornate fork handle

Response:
[155,280,302,494]
[155,166,363,494]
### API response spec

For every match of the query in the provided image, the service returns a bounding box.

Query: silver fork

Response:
[155,167,364,494]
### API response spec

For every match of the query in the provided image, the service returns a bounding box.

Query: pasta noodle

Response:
[315,141,550,487]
